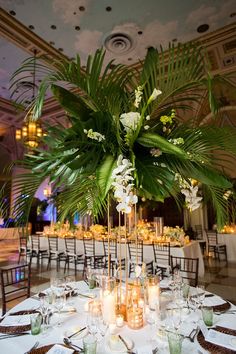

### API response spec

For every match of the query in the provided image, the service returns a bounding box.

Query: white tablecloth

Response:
[218,234,236,262]
[1,282,236,354]
[38,238,204,277]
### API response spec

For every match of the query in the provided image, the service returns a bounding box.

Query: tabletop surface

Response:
[1,281,236,354]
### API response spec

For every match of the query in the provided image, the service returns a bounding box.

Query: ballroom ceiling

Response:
[0,0,235,160]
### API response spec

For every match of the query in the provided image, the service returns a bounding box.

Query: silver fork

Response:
[24,341,39,354]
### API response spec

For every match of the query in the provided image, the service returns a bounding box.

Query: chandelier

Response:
[15,49,45,149]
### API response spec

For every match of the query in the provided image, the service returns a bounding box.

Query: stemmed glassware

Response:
[145,304,159,344]
[85,267,96,291]
[39,294,50,335]
[53,284,66,326]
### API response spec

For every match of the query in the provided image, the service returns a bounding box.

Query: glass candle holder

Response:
[127,307,143,329]
[116,314,124,327]
[101,277,116,324]
[146,275,160,310]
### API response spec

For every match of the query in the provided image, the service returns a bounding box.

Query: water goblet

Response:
[39,294,50,335]
[54,287,66,326]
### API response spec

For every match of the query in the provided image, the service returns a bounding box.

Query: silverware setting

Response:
[118,334,135,354]
[63,337,83,351]
[68,326,87,339]
[0,332,30,340]
[77,293,94,299]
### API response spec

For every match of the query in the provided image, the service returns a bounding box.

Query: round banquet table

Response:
[1,281,236,354]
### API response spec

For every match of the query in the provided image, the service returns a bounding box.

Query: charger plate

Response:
[29,344,77,354]
[197,326,236,354]
[212,301,231,313]
[0,309,39,334]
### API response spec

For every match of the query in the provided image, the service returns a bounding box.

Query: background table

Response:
[218,233,236,262]
[39,238,205,277]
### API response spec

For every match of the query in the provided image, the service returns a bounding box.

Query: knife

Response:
[118,334,133,354]
[0,332,30,340]
[68,326,87,339]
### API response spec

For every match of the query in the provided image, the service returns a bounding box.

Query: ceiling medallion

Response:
[104,33,135,55]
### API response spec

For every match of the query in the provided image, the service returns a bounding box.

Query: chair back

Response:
[128,240,143,264]
[19,235,28,251]
[64,237,76,255]
[30,234,40,250]
[170,256,199,287]
[152,242,170,268]
[0,263,31,315]
[83,238,95,257]
[48,236,58,252]
[195,225,204,240]
[103,239,117,259]
[206,230,218,245]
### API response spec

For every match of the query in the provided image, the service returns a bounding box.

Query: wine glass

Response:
[85,267,96,291]
[145,305,158,344]
[39,294,50,335]
[197,285,206,308]
[54,287,65,326]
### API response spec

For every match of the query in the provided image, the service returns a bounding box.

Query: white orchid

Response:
[84,129,105,142]
[116,202,131,214]
[112,155,138,213]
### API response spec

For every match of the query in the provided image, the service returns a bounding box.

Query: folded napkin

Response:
[1,315,30,326]
[216,314,236,331]
[205,329,236,351]
[46,344,74,354]
[203,295,226,307]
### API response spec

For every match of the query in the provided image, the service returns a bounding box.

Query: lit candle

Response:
[116,314,124,327]
[102,291,116,324]
[148,284,160,309]
[138,299,144,309]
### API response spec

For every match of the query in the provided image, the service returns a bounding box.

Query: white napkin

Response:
[46,344,74,354]
[205,329,236,351]
[217,314,236,330]
[203,295,226,307]
[1,315,30,326]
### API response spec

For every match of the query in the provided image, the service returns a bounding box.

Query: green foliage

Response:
[4,45,236,228]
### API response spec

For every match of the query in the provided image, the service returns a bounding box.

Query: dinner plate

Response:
[64,326,88,340]
[106,335,134,353]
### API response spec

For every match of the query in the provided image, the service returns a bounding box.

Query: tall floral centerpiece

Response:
[2,44,236,233]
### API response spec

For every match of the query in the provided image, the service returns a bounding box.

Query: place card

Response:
[1,315,30,326]
[46,344,74,354]
[205,329,236,351]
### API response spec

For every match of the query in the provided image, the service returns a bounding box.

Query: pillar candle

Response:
[102,291,116,324]
[148,284,160,309]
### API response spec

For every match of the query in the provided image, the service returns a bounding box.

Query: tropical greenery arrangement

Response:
[3,43,236,227]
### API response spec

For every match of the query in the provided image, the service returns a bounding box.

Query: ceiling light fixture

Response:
[15,49,45,150]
